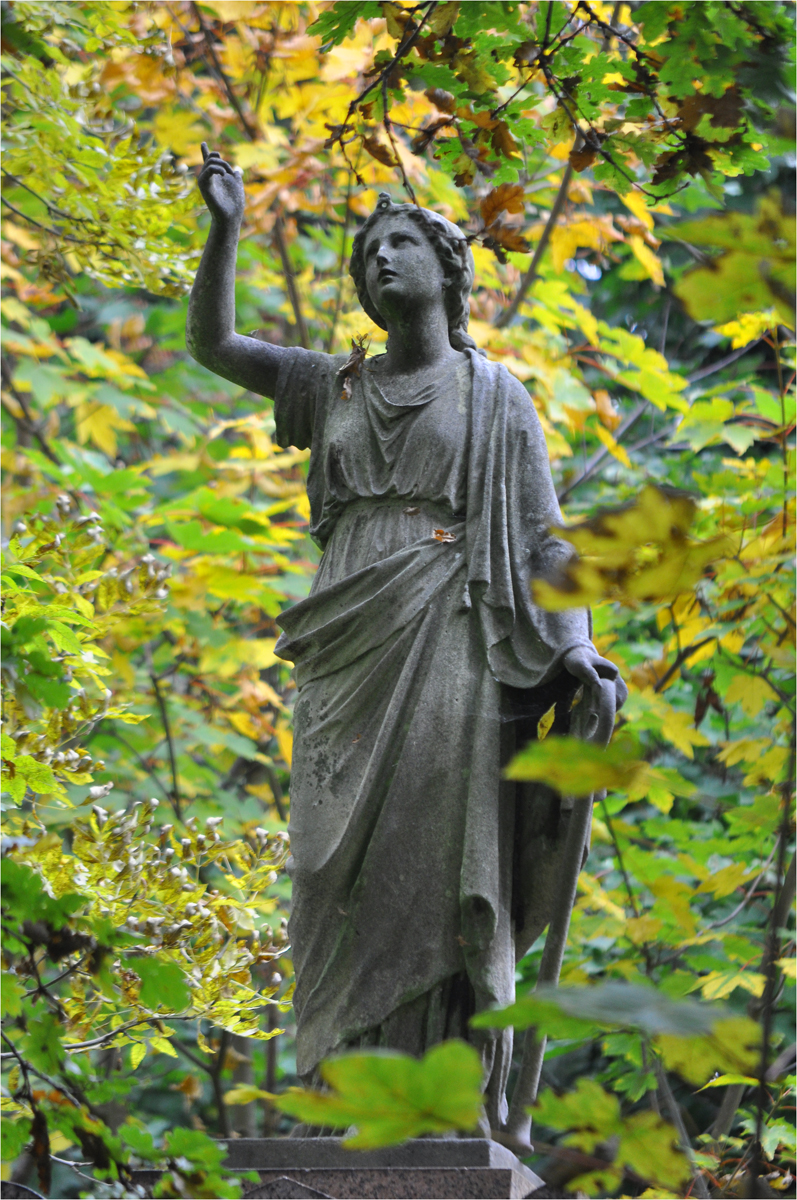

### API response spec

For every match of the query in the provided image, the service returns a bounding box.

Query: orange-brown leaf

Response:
[570,145,597,173]
[480,182,525,227]
[494,226,530,254]
[362,134,398,167]
[424,87,456,114]
[491,121,519,158]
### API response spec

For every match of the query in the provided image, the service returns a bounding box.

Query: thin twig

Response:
[210,1029,232,1137]
[556,340,765,502]
[702,844,778,932]
[382,73,416,204]
[272,214,310,349]
[600,794,640,919]
[753,748,796,1185]
[101,726,172,803]
[653,638,716,693]
[326,172,354,354]
[0,1033,82,1108]
[149,672,182,820]
[495,164,573,328]
[190,2,256,138]
[1,358,63,467]
[655,1055,711,1199]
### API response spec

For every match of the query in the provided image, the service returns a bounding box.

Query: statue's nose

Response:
[376,246,390,268]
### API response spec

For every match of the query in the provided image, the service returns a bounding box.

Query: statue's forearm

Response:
[186,218,284,398]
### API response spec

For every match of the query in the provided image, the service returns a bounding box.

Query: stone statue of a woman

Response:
[187,147,627,1132]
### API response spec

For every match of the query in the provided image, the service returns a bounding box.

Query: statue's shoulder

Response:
[475,353,536,413]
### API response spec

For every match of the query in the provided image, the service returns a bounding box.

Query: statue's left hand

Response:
[563,645,628,744]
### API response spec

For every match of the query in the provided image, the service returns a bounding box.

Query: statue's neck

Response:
[379,303,457,375]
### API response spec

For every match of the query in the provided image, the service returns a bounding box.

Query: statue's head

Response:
[349,193,478,353]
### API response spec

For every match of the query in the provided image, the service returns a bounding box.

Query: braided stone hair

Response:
[349,193,482,354]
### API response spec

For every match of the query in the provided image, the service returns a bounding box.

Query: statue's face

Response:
[363,213,446,321]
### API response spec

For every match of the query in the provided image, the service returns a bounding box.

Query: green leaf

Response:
[134,957,191,1012]
[474,982,718,1037]
[163,1126,227,1170]
[505,733,646,797]
[274,1040,484,1148]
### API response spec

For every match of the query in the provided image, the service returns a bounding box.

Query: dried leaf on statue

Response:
[433,528,457,543]
[537,703,556,740]
[337,335,370,399]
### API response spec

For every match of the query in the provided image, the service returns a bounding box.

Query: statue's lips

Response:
[378,269,398,284]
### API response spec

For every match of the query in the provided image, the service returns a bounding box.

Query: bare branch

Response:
[494,164,573,329]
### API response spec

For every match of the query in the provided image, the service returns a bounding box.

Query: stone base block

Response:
[222,1138,545,1200]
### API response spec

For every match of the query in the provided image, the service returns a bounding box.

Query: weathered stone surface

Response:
[227,1137,545,1199]
[187,159,628,1126]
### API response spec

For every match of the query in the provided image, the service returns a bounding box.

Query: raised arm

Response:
[186,144,286,399]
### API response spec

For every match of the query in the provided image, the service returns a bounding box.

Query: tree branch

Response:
[752,741,795,1186]
[556,339,766,502]
[655,1055,711,1199]
[149,672,182,821]
[494,164,572,329]
[325,173,354,354]
[653,638,716,693]
[101,726,172,803]
[1,358,62,466]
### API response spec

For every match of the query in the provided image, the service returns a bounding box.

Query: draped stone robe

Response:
[273,347,593,1126]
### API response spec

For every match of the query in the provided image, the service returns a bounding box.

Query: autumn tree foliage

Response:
[0,3,794,1197]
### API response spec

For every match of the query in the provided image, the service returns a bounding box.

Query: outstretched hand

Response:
[563,644,628,747]
[197,142,245,228]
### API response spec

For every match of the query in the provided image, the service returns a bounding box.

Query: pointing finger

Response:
[201,142,209,162]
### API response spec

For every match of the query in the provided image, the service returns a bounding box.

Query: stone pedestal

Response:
[221,1137,545,1199]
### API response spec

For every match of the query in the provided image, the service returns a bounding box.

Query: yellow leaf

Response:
[130,1042,146,1070]
[777,957,796,980]
[152,108,206,157]
[577,873,627,921]
[649,876,696,937]
[150,1035,178,1058]
[624,915,665,944]
[594,424,632,467]
[621,191,655,232]
[550,221,602,272]
[628,235,664,287]
[228,711,261,741]
[75,403,134,458]
[200,0,257,19]
[697,970,766,1001]
[275,720,293,768]
[714,309,779,349]
[111,649,135,689]
[2,221,41,251]
[225,1084,274,1105]
[660,709,710,759]
[49,1132,75,1153]
[537,702,556,740]
[695,863,754,899]
[294,491,311,522]
[594,389,621,431]
[657,1015,761,1086]
[173,1074,203,1102]
[724,673,779,717]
